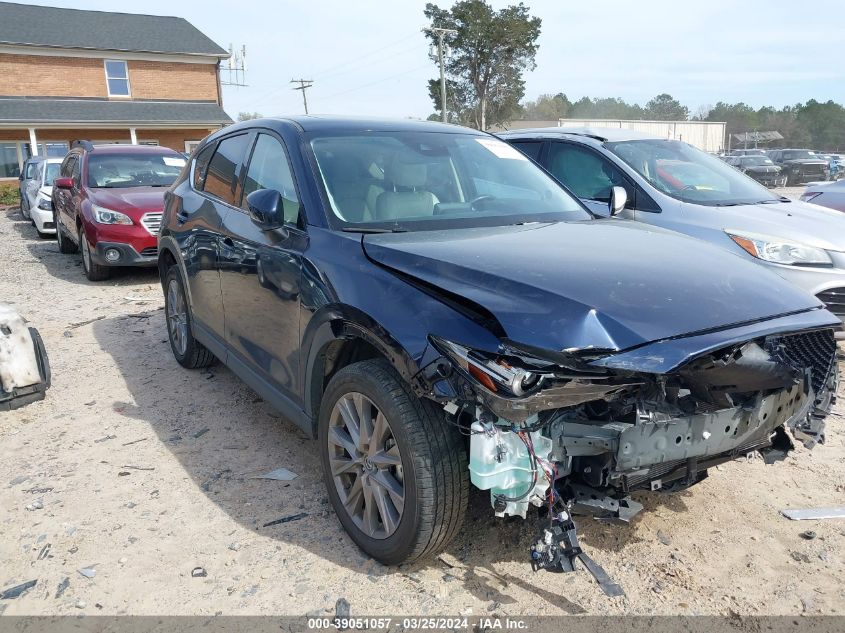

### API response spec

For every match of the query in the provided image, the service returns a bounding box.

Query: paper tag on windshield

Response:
[474,138,527,160]
[163,157,186,167]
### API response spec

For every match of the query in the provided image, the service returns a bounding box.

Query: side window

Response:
[60,156,75,178]
[71,157,81,183]
[203,134,251,206]
[192,143,216,191]
[24,162,37,179]
[546,142,626,202]
[241,133,301,225]
[509,141,543,161]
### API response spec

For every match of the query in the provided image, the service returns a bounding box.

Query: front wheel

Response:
[79,227,110,281]
[318,359,468,565]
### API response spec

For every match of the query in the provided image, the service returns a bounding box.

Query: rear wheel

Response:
[20,196,30,220]
[164,267,215,369]
[79,227,110,281]
[318,358,468,565]
[55,214,77,254]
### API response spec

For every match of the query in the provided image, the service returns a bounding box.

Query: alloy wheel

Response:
[166,278,188,357]
[327,392,405,539]
[81,232,92,272]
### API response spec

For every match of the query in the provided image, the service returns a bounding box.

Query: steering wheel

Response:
[469,195,495,210]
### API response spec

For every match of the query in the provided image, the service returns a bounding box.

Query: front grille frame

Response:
[818,288,845,316]
[140,212,163,236]
[768,328,838,395]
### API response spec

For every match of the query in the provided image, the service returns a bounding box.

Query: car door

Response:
[217,131,305,405]
[544,141,636,217]
[25,162,42,208]
[53,154,78,236]
[184,132,253,345]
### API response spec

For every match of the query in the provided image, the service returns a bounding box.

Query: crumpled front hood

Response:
[362,220,822,353]
[89,187,165,218]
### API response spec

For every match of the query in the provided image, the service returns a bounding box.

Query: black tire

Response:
[79,226,110,281]
[20,196,30,220]
[318,358,468,565]
[37,230,52,239]
[163,266,215,369]
[55,213,78,254]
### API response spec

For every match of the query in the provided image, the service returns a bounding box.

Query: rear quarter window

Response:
[192,143,216,191]
[203,134,251,205]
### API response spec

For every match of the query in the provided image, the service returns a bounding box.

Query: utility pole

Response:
[424,27,457,123]
[290,79,314,114]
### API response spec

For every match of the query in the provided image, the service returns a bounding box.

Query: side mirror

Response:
[55,177,74,190]
[609,186,627,216]
[246,188,285,231]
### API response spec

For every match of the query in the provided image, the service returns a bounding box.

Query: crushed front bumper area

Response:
[417,319,841,594]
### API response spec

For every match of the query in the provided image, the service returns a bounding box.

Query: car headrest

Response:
[386,155,427,188]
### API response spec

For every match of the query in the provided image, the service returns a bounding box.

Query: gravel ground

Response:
[0,195,843,617]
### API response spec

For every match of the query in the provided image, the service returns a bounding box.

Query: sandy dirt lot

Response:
[1,197,843,617]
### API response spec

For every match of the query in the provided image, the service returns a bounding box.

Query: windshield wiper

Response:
[341,227,407,234]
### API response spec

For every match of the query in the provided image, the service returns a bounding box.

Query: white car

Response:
[22,157,62,237]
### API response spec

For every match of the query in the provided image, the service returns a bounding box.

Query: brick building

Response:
[0,2,233,180]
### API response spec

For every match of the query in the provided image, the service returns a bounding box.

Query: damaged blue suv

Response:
[158,117,840,583]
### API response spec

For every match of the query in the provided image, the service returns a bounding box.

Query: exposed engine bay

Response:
[416,326,840,594]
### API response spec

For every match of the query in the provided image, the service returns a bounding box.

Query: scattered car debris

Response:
[75,599,86,609]
[54,577,69,599]
[0,303,51,411]
[120,465,155,471]
[191,567,207,578]
[25,499,43,511]
[336,597,350,619]
[94,435,117,443]
[800,530,817,540]
[67,315,105,329]
[122,437,148,446]
[657,530,672,546]
[117,471,131,477]
[1,579,37,600]
[252,468,298,481]
[193,428,209,439]
[791,551,812,563]
[262,512,308,528]
[200,469,230,492]
[77,566,97,579]
[37,543,51,560]
[781,507,845,521]
[24,486,53,494]
[228,543,241,552]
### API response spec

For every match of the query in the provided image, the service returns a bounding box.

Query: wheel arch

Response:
[302,306,423,435]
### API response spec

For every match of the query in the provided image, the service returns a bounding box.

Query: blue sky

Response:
[27,0,845,119]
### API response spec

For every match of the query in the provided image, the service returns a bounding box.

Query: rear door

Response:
[53,154,78,236]
[218,131,306,405]
[182,132,252,345]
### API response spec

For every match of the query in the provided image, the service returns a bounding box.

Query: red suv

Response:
[52,142,187,280]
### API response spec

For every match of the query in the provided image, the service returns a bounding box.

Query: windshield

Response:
[741,157,774,166]
[783,150,817,161]
[309,131,588,231]
[86,153,186,188]
[606,139,778,206]
[44,163,61,183]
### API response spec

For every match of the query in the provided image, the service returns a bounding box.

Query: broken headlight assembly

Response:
[430,336,547,397]
[726,230,832,266]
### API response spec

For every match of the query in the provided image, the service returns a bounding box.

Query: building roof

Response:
[0,2,229,57]
[0,97,233,125]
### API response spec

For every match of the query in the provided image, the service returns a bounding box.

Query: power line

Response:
[308,31,421,78]
[320,63,432,101]
[290,79,314,114]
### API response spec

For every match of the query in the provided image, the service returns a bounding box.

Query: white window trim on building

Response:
[104,59,131,98]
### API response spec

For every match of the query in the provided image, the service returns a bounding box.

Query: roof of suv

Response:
[497,126,657,142]
[73,144,184,156]
[225,115,479,135]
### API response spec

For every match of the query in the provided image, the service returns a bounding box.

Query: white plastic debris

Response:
[252,468,298,481]
[0,304,40,392]
[781,507,845,521]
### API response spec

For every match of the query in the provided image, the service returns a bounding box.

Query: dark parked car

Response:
[52,142,186,281]
[157,117,840,579]
[767,149,829,185]
[724,155,786,187]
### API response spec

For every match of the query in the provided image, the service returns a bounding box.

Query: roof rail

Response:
[70,140,94,151]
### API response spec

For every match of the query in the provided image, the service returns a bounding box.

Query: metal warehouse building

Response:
[498,119,727,153]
